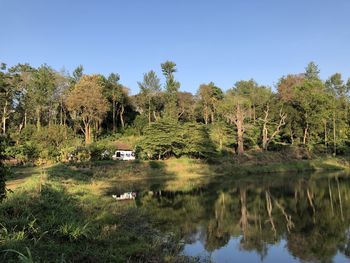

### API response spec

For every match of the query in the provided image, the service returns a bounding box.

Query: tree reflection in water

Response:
[138,173,350,262]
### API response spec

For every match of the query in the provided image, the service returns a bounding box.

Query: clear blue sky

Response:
[1,0,350,94]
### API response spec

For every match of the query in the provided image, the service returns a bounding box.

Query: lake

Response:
[136,172,350,262]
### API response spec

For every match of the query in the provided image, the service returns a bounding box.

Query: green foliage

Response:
[209,121,234,151]
[138,121,215,159]
[0,136,9,202]
[7,125,78,163]
[305,61,320,81]
[181,123,216,158]
[56,222,90,241]
[2,247,34,263]
[5,142,39,163]
[3,59,350,164]
[161,61,180,120]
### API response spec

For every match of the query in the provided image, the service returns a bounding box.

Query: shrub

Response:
[0,136,9,201]
[5,142,39,163]
[56,222,90,241]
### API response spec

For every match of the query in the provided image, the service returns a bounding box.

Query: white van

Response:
[112,150,135,161]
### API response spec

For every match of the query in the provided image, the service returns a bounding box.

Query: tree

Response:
[66,75,109,144]
[26,65,57,130]
[55,70,71,126]
[305,62,320,81]
[294,80,330,146]
[177,92,195,122]
[277,74,305,144]
[0,64,14,134]
[261,104,287,150]
[8,63,36,130]
[210,121,232,151]
[325,73,349,155]
[105,73,121,131]
[117,85,130,129]
[233,79,261,123]
[72,65,84,83]
[161,61,180,120]
[219,87,250,155]
[138,121,181,159]
[137,70,161,125]
[138,121,215,159]
[197,82,223,124]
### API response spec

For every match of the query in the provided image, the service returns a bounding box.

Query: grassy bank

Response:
[1,175,195,262]
[8,154,349,192]
[1,154,349,262]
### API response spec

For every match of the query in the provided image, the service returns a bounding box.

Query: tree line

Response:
[1,61,350,161]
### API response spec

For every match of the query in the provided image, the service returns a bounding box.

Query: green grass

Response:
[0,178,194,262]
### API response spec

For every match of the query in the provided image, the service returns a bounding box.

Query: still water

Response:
[137,173,350,262]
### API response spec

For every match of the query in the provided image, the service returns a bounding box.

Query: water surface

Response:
[137,172,350,262]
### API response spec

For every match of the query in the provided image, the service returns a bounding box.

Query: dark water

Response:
[137,173,350,263]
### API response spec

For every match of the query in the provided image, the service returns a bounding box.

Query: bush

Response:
[69,147,91,162]
[0,136,9,202]
[5,142,39,163]
[9,125,80,163]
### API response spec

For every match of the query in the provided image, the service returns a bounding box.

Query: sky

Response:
[1,0,350,94]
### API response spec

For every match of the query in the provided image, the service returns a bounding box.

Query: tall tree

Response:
[219,87,250,155]
[161,61,180,120]
[294,79,329,146]
[325,73,349,155]
[8,63,35,130]
[137,70,161,125]
[305,62,320,81]
[118,85,130,129]
[72,65,84,83]
[106,73,121,131]
[197,82,223,124]
[277,74,305,144]
[0,63,14,134]
[26,65,57,130]
[177,92,195,122]
[66,75,109,144]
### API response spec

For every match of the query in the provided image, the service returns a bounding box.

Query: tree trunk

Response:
[303,124,308,145]
[36,107,41,131]
[211,110,214,124]
[204,105,209,125]
[262,106,269,150]
[333,111,336,156]
[60,101,63,126]
[153,111,158,122]
[236,104,244,155]
[148,97,151,126]
[262,125,268,150]
[265,108,286,150]
[84,124,91,144]
[24,110,27,128]
[112,100,116,132]
[324,120,327,153]
[120,104,125,129]
[253,104,256,124]
[2,101,7,135]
